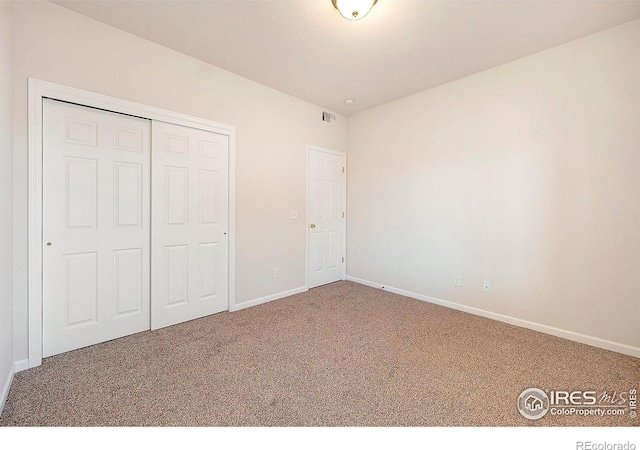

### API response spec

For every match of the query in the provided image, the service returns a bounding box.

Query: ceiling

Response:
[54,0,640,116]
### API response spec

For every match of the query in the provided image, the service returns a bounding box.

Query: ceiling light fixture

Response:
[332,0,378,21]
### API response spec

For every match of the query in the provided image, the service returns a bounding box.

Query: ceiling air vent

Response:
[322,111,336,123]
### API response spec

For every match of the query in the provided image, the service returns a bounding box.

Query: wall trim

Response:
[28,78,237,368]
[0,363,15,417]
[231,286,308,312]
[346,276,640,359]
[14,359,28,373]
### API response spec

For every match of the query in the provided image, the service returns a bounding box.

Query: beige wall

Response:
[0,1,14,410]
[12,1,347,361]
[347,19,640,351]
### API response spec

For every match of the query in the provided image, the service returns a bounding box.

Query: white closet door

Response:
[151,121,229,329]
[42,99,151,357]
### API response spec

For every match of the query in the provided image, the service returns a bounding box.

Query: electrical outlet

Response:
[483,280,491,293]
[454,275,461,287]
[290,210,298,219]
[274,268,280,278]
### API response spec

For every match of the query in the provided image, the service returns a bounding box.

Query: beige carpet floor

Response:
[1,281,638,426]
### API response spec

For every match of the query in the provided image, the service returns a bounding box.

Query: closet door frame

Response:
[27,78,237,368]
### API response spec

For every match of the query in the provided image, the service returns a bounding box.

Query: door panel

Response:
[308,148,345,288]
[151,121,229,329]
[43,99,151,357]
[114,248,143,315]
[63,252,98,326]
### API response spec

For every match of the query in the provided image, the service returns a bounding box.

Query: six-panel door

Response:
[42,100,232,357]
[151,121,229,329]
[42,99,152,357]
[308,148,345,288]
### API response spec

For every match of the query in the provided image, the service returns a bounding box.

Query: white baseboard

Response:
[231,286,308,312]
[14,359,29,373]
[346,275,640,359]
[0,363,15,418]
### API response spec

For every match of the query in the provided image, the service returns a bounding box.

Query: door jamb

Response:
[28,78,237,368]
[305,145,347,290]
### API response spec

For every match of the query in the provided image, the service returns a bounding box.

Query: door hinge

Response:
[342,167,345,173]
[342,212,345,218]
[342,257,345,263]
